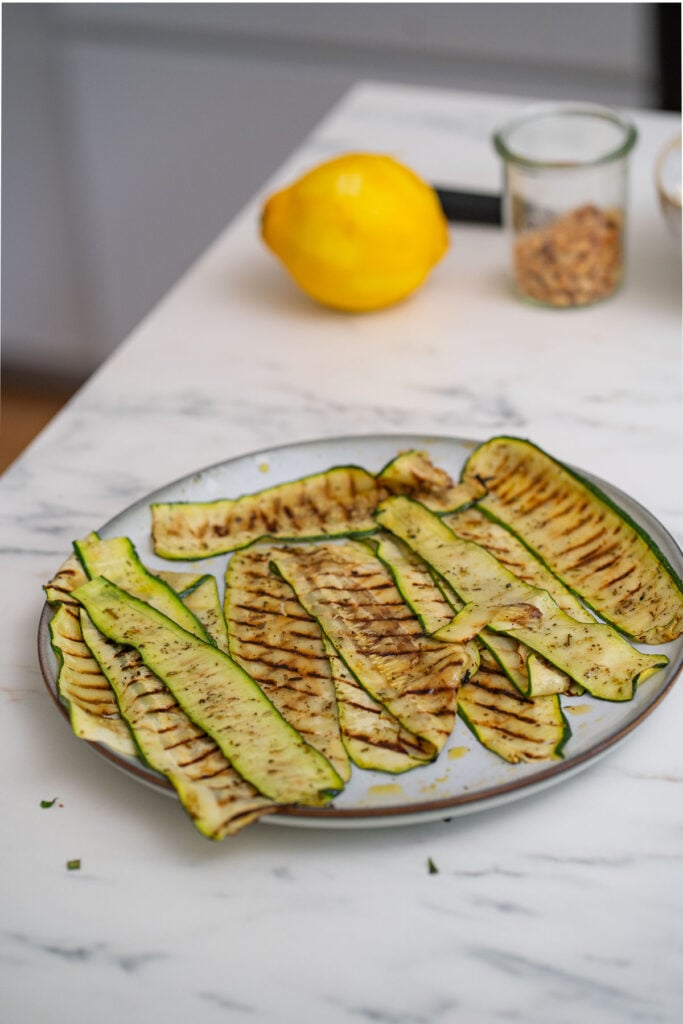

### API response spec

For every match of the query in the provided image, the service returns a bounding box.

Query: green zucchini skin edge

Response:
[462,435,683,638]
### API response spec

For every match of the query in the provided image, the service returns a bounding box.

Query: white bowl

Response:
[655,134,682,242]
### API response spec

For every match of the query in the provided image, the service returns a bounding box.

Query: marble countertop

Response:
[2,82,681,1024]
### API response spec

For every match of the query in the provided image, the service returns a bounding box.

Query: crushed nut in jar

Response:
[513,204,623,307]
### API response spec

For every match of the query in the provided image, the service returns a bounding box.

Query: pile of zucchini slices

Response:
[45,437,682,840]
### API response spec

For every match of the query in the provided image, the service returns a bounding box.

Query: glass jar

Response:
[493,103,637,308]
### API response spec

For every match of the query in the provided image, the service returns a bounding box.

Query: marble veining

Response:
[1,81,681,1024]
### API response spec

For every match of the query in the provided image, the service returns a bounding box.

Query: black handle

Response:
[434,187,502,226]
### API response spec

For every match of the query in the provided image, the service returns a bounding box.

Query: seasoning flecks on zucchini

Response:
[269,542,475,755]
[79,611,278,839]
[225,548,350,782]
[74,576,343,806]
[462,436,683,644]
[376,496,668,701]
[458,662,570,763]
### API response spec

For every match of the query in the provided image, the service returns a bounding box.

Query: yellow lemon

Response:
[260,153,449,311]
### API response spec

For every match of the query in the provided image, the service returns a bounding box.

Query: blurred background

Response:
[1,2,681,468]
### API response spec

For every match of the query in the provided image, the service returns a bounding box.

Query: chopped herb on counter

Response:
[66,859,81,871]
[427,857,439,875]
[40,798,57,808]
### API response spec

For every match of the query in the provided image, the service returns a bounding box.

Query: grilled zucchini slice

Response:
[462,436,683,643]
[225,548,350,781]
[152,466,381,559]
[79,611,277,839]
[376,496,668,701]
[74,576,343,806]
[151,453,481,561]
[269,542,475,755]
[458,662,570,763]
[49,603,137,758]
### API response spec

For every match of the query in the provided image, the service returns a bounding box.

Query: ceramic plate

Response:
[38,434,683,829]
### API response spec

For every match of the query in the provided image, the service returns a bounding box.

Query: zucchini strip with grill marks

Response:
[458,661,570,763]
[78,611,278,839]
[152,465,381,559]
[225,547,350,782]
[151,453,482,560]
[462,436,683,643]
[74,576,343,806]
[49,603,138,758]
[269,542,475,755]
[376,496,668,702]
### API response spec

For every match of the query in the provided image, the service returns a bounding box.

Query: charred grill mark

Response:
[133,703,177,716]
[191,765,238,783]
[515,484,563,516]
[466,712,551,745]
[125,687,170,710]
[280,501,301,531]
[552,513,596,544]
[177,747,219,770]
[163,734,210,752]
[232,651,331,685]
[233,598,311,622]
[496,470,545,508]
[570,539,621,569]
[346,732,418,754]
[230,636,328,664]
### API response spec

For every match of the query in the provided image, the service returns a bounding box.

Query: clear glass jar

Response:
[493,103,637,308]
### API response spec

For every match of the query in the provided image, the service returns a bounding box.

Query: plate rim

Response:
[37,431,683,827]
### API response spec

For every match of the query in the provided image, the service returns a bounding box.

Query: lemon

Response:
[260,153,449,311]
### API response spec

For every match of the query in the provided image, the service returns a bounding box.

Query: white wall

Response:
[2,3,658,380]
